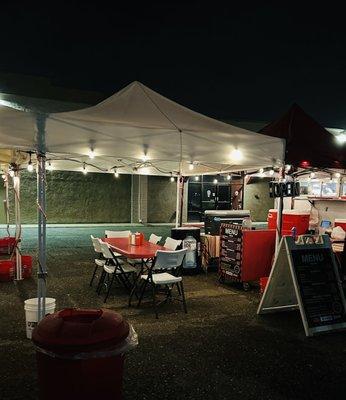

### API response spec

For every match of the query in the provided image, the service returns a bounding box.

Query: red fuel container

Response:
[32,308,137,400]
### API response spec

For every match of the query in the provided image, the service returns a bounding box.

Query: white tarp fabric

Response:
[0,81,284,175]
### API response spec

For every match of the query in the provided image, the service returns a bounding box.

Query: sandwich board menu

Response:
[257,234,346,337]
[219,223,243,281]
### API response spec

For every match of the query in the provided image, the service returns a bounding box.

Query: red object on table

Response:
[104,237,166,259]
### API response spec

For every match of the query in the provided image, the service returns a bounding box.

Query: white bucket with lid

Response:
[24,298,56,339]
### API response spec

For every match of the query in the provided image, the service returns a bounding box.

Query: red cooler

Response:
[335,219,346,232]
[268,209,310,234]
[32,308,138,400]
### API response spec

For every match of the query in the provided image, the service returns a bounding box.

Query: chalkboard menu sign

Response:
[258,234,346,337]
[292,248,346,328]
[219,224,243,281]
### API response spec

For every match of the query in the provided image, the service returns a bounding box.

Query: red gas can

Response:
[32,308,137,400]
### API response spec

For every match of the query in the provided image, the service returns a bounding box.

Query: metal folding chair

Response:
[131,248,188,318]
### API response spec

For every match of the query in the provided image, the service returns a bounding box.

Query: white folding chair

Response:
[105,230,131,238]
[164,237,182,250]
[90,235,106,287]
[132,249,188,318]
[149,233,162,244]
[97,242,137,303]
[104,230,131,257]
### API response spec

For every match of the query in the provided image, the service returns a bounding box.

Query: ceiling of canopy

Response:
[0,81,285,175]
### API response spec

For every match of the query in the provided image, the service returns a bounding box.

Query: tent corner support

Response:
[36,113,47,321]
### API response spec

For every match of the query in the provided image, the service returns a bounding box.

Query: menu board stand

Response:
[257,235,346,337]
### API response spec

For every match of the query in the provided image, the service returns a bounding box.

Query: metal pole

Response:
[14,168,22,280]
[179,176,185,227]
[3,173,10,236]
[36,114,47,321]
[175,174,181,228]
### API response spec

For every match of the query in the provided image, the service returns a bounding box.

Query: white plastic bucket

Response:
[24,298,56,339]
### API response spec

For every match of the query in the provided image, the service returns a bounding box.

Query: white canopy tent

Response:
[0,81,285,318]
[1,81,284,175]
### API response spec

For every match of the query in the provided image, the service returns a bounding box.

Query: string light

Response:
[213,178,218,184]
[88,149,95,159]
[82,163,87,175]
[27,152,34,172]
[230,149,243,161]
[170,173,175,182]
[269,169,274,176]
[310,172,315,178]
[46,161,53,171]
[114,168,119,178]
[194,176,199,181]
[335,172,341,178]
[227,174,231,180]
[336,133,346,144]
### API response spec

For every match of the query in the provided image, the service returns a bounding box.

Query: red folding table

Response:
[103,237,166,259]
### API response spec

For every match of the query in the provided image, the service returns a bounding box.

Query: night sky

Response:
[1,2,346,127]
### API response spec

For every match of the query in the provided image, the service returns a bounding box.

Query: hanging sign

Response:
[257,235,346,337]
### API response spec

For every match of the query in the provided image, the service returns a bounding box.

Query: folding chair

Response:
[105,230,131,238]
[133,248,188,318]
[163,237,182,250]
[97,242,137,303]
[90,235,106,287]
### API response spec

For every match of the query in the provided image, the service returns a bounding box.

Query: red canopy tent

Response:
[260,103,346,169]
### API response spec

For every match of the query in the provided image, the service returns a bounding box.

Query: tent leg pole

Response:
[175,175,181,228]
[179,177,185,227]
[14,168,22,280]
[36,114,47,322]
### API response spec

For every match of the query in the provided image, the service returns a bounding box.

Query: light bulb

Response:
[88,149,95,159]
[194,176,199,181]
[336,133,346,144]
[82,163,87,175]
[170,176,175,182]
[114,171,119,178]
[189,163,194,170]
[269,169,274,176]
[46,162,53,171]
[310,172,315,178]
[227,174,231,180]
[27,163,34,172]
[213,178,218,184]
[230,149,243,161]
[335,172,341,178]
